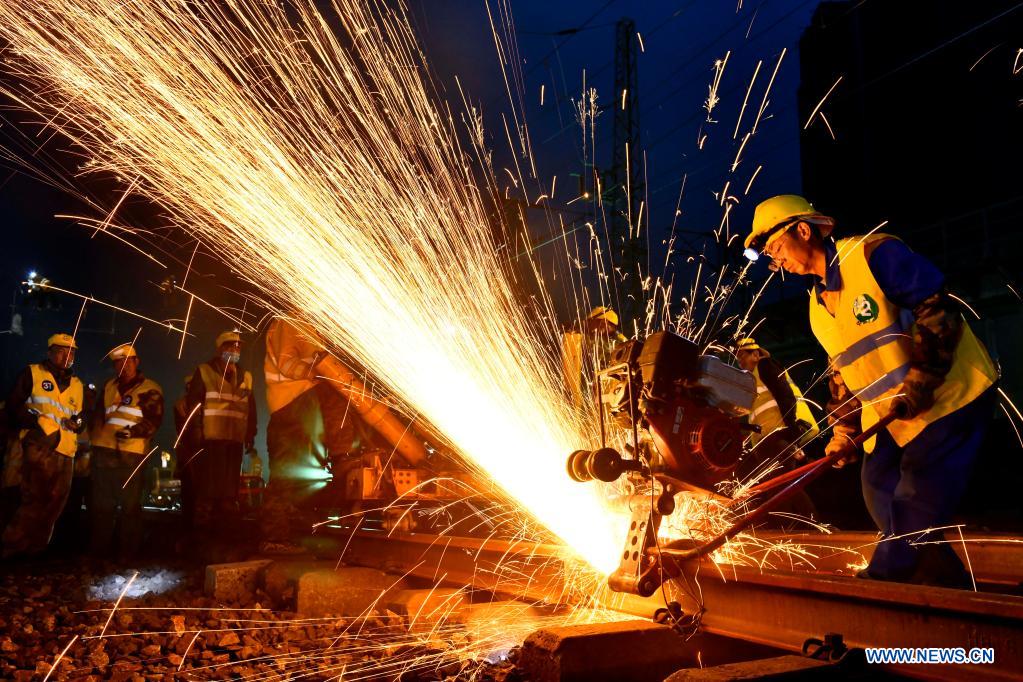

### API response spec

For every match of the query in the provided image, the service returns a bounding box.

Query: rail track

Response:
[325,525,1023,681]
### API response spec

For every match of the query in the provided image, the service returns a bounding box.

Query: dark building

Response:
[797,0,1023,385]
[799,1,1023,236]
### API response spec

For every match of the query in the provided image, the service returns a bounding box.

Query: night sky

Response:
[411,0,819,226]
[0,0,852,450]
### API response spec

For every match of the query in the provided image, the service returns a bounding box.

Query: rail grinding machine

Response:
[567,330,897,597]
[566,331,759,595]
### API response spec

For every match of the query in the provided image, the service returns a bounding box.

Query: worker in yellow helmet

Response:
[88,343,163,559]
[562,306,628,410]
[2,333,86,558]
[735,337,818,453]
[746,195,998,587]
[181,331,256,542]
[734,337,819,523]
[261,318,366,554]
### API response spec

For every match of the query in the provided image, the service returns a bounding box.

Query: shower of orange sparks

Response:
[0,0,624,573]
[1,1,1018,679]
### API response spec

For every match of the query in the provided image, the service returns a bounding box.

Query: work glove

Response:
[60,415,84,433]
[825,423,860,469]
[889,368,942,421]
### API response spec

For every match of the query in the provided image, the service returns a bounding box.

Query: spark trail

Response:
[0,0,622,571]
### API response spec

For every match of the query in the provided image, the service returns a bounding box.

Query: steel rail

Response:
[332,527,1023,680]
[752,530,1023,588]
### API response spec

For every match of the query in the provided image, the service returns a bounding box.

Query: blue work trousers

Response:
[862,386,996,585]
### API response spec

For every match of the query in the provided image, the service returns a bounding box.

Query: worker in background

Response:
[563,306,628,410]
[261,317,362,554]
[1,333,86,559]
[745,195,998,587]
[735,337,818,464]
[182,331,256,544]
[88,343,163,560]
[734,337,819,522]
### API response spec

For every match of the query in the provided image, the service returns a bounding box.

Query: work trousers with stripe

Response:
[261,383,358,543]
[862,386,996,587]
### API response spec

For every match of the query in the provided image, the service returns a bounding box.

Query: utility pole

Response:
[609,18,645,327]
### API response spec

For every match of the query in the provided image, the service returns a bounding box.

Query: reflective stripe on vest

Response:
[22,364,84,457]
[809,234,997,452]
[749,365,818,446]
[199,363,252,442]
[90,377,163,455]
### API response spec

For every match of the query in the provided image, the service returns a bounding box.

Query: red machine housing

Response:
[572,331,755,494]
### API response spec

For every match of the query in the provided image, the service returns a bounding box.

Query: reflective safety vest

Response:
[809,234,997,452]
[199,363,253,443]
[264,319,322,414]
[22,364,84,457]
[750,365,818,446]
[562,329,628,410]
[91,376,162,455]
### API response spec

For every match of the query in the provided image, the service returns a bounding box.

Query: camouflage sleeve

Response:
[908,288,962,383]
[826,367,862,439]
[879,287,968,417]
[128,388,164,440]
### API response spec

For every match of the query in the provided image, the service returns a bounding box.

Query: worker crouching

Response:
[746,195,998,587]
[261,318,365,554]
[562,306,628,410]
[734,337,819,522]
[2,333,86,559]
[182,331,256,543]
[88,343,163,560]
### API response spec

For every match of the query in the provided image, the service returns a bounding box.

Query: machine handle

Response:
[739,409,901,498]
[662,410,901,562]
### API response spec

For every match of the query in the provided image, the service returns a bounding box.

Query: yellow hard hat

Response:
[745,194,836,250]
[736,337,769,357]
[108,343,138,361]
[215,330,242,348]
[736,337,760,352]
[47,333,77,349]
[586,306,619,327]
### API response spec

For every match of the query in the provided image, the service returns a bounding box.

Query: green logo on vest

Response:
[852,293,879,325]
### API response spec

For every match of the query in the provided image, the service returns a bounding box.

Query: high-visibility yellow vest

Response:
[90,376,162,455]
[264,319,322,414]
[198,363,253,443]
[22,364,84,456]
[809,234,997,452]
[562,329,627,410]
[749,365,818,446]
